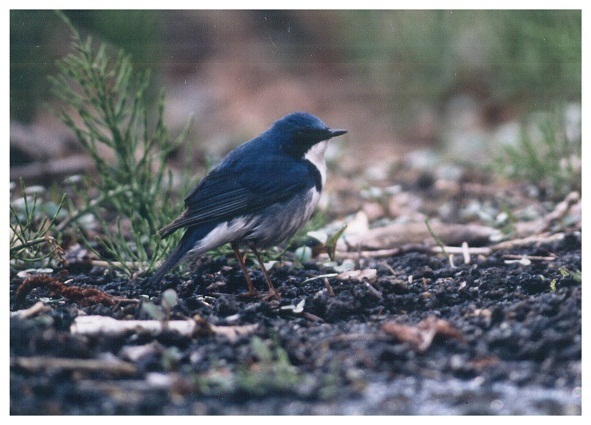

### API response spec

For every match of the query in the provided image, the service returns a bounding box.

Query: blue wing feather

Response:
[159,142,315,237]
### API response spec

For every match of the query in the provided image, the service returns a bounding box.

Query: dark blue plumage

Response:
[150,112,347,297]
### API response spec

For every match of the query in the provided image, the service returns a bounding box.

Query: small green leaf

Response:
[161,288,178,310]
[295,246,312,263]
[325,224,347,261]
[141,300,165,321]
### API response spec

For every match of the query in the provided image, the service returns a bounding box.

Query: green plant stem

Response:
[55,186,131,232]
[10,237,53,254]
[425,219,449,257]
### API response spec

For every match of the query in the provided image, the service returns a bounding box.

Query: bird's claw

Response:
[237,290,260,299]
[237,289,281,301]
[262,289,281,301]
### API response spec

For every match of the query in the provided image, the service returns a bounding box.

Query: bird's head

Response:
[270,112,347,158]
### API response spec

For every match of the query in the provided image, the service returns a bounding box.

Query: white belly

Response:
[243,186,321,248]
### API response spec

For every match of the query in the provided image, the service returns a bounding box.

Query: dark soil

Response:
[10,232,581,414]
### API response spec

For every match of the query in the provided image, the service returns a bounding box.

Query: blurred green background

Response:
[10,10,581,161]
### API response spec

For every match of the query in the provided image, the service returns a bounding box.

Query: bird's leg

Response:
[231,242,257,296]
[248,242,279,300]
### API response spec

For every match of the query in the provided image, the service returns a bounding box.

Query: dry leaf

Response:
[337,268,377,281]
[210,324,258,342]
[381,316,465,352]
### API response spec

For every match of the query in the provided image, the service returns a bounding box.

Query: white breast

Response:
[304,140,328,187]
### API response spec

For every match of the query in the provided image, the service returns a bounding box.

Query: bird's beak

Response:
[328,129,347,138]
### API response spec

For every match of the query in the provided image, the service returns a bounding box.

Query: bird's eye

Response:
[293,130,307,142]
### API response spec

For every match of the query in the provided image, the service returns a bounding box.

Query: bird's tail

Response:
[149,223,216,284]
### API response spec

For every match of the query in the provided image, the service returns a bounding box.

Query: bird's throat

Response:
[304,140,328,188]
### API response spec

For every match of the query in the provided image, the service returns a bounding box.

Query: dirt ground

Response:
[9,163,581,415]
[9,11,582,415]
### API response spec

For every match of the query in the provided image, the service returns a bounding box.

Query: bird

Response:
[150,112,347,298]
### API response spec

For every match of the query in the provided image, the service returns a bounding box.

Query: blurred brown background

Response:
[10,10,581,178]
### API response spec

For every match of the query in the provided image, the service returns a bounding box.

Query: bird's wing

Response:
[159,155,316,237]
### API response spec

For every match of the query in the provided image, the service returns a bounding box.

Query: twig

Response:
[502,254,557,261]
[338,245,491,260]
[337,247,402,259]
[70,315,257,342]
[10,237,52,254]
[11,356,137,376]
[89,259,145,270]
[514,191,580,237]
[302,312,324,322]
[379,261,398,276]
[364,281,383,299]
[323,277,335,296]
[448,254,456,268]
[71,315,198,337]
[541,191,580,230]
[461,242,471,264]
[490,232,566,250]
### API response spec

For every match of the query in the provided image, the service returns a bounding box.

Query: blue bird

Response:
[150,112,347,298]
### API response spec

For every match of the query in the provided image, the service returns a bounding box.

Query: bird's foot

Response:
[262,289,281,301]
[237,289,260,299]
[236,288,281,301]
